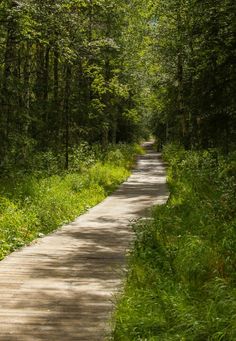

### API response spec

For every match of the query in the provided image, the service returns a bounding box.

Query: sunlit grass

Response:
[112,144,236,340]
[0,143,141,260]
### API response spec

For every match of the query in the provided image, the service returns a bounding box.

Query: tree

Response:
[149,0,236,150]
[0,0,148,171]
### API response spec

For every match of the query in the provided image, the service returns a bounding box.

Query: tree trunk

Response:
[177,4,188,147]
[53,48,59,104]
[64,65,72,170]
[1,0,18,164]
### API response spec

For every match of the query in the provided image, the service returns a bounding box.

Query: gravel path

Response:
[0,142,169,341]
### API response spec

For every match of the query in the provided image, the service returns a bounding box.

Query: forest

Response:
[1,0,235,171]
[0,0,236,339]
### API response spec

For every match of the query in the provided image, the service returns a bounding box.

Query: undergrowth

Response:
[0,143,143,260]
[112,143,236,340]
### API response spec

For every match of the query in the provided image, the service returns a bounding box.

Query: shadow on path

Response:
[0,143,169,341]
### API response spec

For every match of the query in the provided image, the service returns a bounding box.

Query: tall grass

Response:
[112,144,236,340]
[0,143,142,260]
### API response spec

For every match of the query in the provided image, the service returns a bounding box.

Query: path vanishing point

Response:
[0,142,169,341]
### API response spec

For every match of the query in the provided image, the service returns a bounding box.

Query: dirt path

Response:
[0,142,169,341]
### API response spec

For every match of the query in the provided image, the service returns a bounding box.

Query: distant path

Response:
[0,142,169,341]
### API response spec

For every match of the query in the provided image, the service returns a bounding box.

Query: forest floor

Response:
[0,142,169,341]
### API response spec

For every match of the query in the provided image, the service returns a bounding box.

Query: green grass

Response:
[0,143,142,260]
[112,143,236,341]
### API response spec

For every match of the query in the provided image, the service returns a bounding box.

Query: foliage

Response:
[0,0,235,164]
[0,0,148,171]
[131,0,236,150]
[112,144,236,340]
[0,144,140,260]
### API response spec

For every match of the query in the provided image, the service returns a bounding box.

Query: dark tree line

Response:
[146,0,236,151]
[0,0,146,170]
[0,0,235,173]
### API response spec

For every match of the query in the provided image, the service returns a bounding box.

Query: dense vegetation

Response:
[0,0,235,165]
[0,0,236,337]
[0,143,141,260]
[113,144,236,340]
[0,0,149,171]
[146,0,236,151]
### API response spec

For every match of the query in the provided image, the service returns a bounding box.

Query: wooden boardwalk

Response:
[0,143,169,340]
